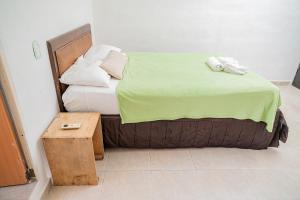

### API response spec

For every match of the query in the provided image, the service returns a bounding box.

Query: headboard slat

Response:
[47,24,92,111]
[56,34,92,75]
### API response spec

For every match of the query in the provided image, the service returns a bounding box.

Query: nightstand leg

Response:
[92,119,104,160]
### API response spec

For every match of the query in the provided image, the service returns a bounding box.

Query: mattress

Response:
[62,78,120,114]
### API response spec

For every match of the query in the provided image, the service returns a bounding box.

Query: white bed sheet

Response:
[62,78,120,114]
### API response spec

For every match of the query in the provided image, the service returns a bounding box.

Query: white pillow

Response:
[60,56,110,87]
[72,55,86,66]
[100,51,128,79]
[84,44,122,64]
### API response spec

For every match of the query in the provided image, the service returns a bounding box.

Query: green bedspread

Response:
[117,53,281,132]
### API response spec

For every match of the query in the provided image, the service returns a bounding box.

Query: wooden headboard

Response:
[47,24,92,111]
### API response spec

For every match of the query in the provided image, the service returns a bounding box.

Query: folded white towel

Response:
[218,57,248,73]
[206,56,248,75]
[206,57,224,72]
[223,63,246,75]
[218,57,239,65]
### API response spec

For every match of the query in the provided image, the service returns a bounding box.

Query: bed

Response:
[47,24,288,149]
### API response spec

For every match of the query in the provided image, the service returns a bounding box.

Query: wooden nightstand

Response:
[42,112,104,186]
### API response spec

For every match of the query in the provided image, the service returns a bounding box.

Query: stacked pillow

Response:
[60,44,127,87]
[100,50,128,80]
[84,44,122,65]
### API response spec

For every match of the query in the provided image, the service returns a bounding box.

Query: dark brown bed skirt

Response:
[101,110,288,149]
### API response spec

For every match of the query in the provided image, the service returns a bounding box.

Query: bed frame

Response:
[47,24,288,149]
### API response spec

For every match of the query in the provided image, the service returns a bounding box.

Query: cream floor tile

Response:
[151,170,300,200]
[100,171,152,200]
[190,148,261,169]
[0,181,36,200]
[150,170,216,200]
[279,85,300,109]
[102,148,150,171]
[250,147,300,169]
[95,154,108,173]
[149,149,194,170]
[44,178,105,200]
[201,169,300,200]
[44,169,300,200]
[283,133,300,148]
[44,186,74,200]
[190,147,300,170]
[66,185,104,200]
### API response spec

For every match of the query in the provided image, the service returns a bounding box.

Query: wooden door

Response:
[0,87,28,187]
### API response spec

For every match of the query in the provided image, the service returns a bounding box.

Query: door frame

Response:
[0,43,34,173]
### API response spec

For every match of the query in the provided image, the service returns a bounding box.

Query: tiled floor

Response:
[44,85,300,200]
[0,181,36,200]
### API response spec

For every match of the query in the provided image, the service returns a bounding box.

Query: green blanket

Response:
[117,53,281,132]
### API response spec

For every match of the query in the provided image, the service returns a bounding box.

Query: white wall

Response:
[93,0,300,81]
[0,0,93,198]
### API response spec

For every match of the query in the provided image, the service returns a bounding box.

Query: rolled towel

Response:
[218,57,248,72]
[206,57,224,72]
[223,63,246,75]
[218,57,239,65]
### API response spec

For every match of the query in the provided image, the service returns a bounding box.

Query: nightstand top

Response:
[42,112,100,139]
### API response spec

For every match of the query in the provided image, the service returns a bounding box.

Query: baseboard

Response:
[29,177,51,200]
[271,80,291,86]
